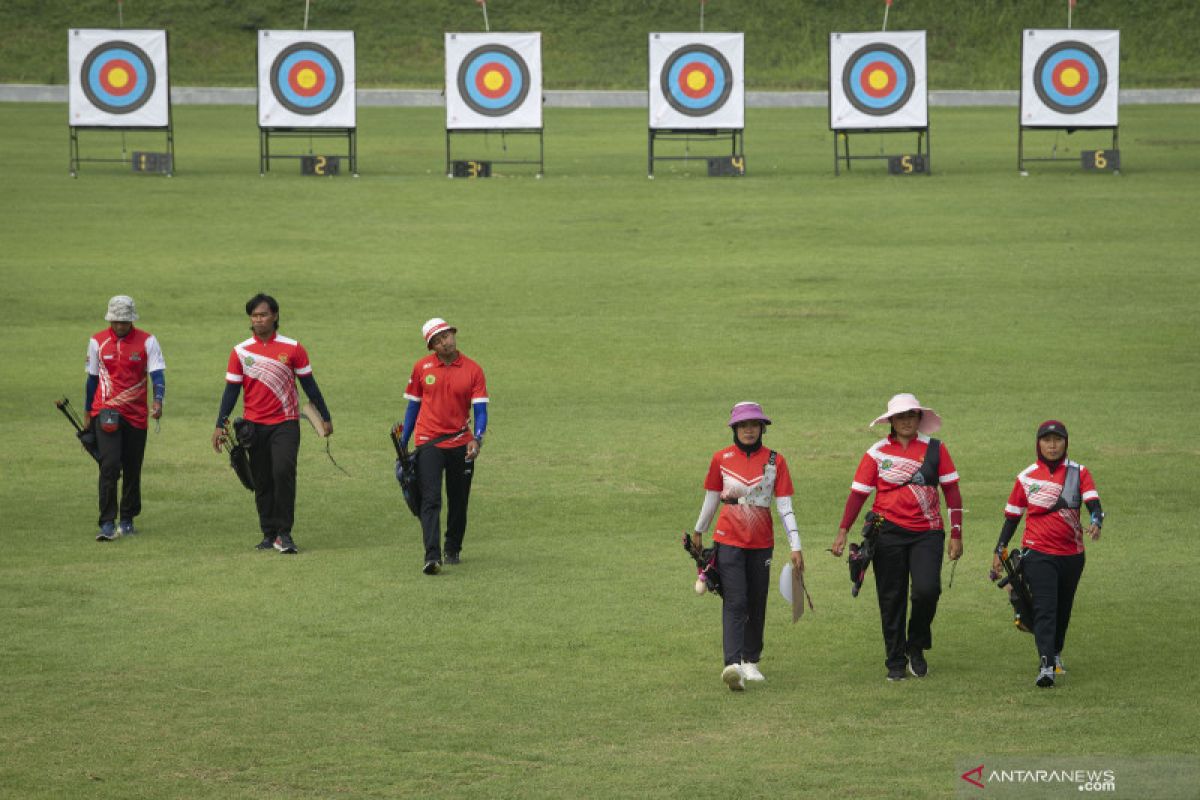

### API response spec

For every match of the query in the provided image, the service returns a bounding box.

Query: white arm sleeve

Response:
[145,335,166,371]
[776,495,802,551]
[694,490,720,534]
[85,338,99,375]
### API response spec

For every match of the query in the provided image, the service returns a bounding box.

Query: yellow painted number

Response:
[314,155,327,176]
[901,155,913,173]
[731,156,745,174]
[1093,150,1107,169]
[468,161,481,178]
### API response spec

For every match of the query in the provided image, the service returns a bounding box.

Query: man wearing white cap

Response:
[85,295,166,541]
[400,318,488,575]
[831,393,964,681]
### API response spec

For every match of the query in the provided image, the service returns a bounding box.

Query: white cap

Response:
[421,317,456,349]
[105,295,138,322]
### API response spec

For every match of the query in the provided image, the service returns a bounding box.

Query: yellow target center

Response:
[483,70,505,91]
[296,68,318,90]
[868,69,890,91]
[1059,67,1081,88]
[686,70,709,92]
[109,67,130,88]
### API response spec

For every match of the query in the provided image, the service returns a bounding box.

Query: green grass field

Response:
[1,102,1199,798]
[3,0,1199,89]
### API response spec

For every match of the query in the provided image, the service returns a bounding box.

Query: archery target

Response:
[68,29,169,127]
[1021,30,1119,127]
[258,30,355,128]
[446,33,542,129]
[650,33,743,129]
[829,31,926,129]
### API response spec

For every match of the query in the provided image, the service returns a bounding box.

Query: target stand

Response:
[259,127,357,176]
[1018,30,1121,176]
[833,127,929,176]
[444,128,544,177]
[647,128,744,177]
[67,29,175,177]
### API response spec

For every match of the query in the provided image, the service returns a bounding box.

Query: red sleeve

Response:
[471,363,488,402]
[704,454,722,492]
[404,361,423,401]
[1080,466,1099,501]
[292,343,312,376]
[938,442,959,484]
[851,451,877,493]
[942,482,963,538]
[1005,479,1027,517]
[226,349,243,382]
[839,492,868,531]
[774,454,794,497]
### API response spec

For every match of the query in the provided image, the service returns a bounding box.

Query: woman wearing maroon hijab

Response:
[993,420,1105,688]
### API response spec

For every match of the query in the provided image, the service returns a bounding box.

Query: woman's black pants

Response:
[1021,549,1086,665]
[715,543,773,667]
[872,526,944,670]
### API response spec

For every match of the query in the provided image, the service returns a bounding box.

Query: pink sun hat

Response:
[728,401,772,428]
[421,317,456,349]
[870,393,942,434]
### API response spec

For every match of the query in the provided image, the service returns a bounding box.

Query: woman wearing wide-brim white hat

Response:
[829,393,964,682]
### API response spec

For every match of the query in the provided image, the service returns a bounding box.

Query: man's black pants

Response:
[872,526,944,670]
[715,543,773,667]
[248,420,300,537]
[1021,549,1086,665]
[416,444,475,562]
[95,415,147,526]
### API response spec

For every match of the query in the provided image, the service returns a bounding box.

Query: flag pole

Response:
[700,0,706,33]
[883,0,892,32]
[304,0,311,31]
[478,0,490,33]
[117,0,124,27]
[1068,0,1075,29]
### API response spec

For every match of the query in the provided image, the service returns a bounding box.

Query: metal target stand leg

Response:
[833,127,929,175]
[259,127,357,176]
[1018,124,1119,175]
[68,124,175,177]
[445,128,544,177]
[647,128,744,178]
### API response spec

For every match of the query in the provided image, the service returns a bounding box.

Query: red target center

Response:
[99,59,137,96]
[475,63,512,98]
[677,63,716,99]
[1051,59,1089,96]
[859,61,897,98]
[288,60,326,97]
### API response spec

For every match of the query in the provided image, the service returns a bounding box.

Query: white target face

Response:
[258,30,356,128]
[68,29,170,127]
[1021,29,1119,127]
[829,30,927,130]
[446,33,542,130]
[649,33,744,130]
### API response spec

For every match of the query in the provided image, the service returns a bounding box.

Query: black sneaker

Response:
[118,519,137,536]
[255,536,276,550]
[887,667,907,681]
[275,534,298,554]
[907,648,928,678]
[96,521,118,542]
[1036,667,1056,688]
[422,560,441,575]
[445,552,461,565]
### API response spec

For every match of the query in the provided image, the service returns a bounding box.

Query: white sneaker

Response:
[721,664,745,692]
[740,661,765,682]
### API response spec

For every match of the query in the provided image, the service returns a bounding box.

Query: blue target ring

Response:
[842,43,915,116]
[457,45,530,117]
[81,41,156,114]
[1034,41,1107,114]
[660,45,732,117]
[270,42,344,115]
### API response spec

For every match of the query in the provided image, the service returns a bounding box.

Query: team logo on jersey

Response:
[425,374,437,385]
[244,356,255,366]
[130,352,142,361]
[881,459,893,469]
[1030,483,1042,493]
[278,354,289,364]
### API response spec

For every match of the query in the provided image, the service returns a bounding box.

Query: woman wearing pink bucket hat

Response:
[830,393,964,682]
[691,402,804,692]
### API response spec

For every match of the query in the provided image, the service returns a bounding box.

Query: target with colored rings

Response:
[270,42,344,115]
[1034,41,1107,114]
[660,45,732,117]
[456,45,531,117]
[842,43,915,116]
[81,41,156,114]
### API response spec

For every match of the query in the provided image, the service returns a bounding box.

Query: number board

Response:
[887,154,927,175]
[1081,149,1119,171]
[131,151,172,174]
[300,155,340,176]
[707,156,745,177]
[452,160,492,178]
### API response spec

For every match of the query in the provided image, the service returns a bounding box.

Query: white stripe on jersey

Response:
[235,346,298,418]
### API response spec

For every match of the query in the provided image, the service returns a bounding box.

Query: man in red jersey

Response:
[86,295,166,541]
[211,294,332,555]
[399,318,488,575]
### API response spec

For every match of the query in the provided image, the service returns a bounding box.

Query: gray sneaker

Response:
[275,534,298,554]
[422,560,441,575]
[96,522,118,542]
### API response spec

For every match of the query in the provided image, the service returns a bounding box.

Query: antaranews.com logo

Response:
[960,764,1115,793]
[956,756,1200,798]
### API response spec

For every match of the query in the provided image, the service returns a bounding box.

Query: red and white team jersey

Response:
[1005,460,1099,556]
[86,326,165,430]
[224,332,312,425]
[850,435,959,531]
[704,446,795,550]
[404,352,488,449]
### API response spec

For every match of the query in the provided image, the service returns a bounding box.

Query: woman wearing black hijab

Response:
[993,420,1105,687]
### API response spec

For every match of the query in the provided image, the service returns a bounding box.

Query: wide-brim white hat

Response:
[870,392,942,434]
